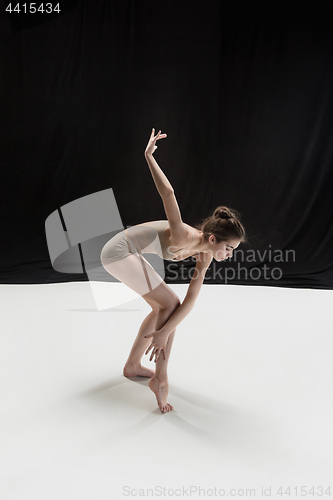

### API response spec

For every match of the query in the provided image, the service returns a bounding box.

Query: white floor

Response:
[1,282,333,500]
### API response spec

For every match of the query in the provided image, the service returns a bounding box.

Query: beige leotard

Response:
[100,220,195,297]
[101,220,194,263]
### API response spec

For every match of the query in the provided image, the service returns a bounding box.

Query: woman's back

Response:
[101,220,174,264]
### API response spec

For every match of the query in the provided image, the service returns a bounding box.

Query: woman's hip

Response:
[100,230,133,263]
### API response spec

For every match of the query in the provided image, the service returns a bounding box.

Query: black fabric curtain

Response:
[1,0,333,288]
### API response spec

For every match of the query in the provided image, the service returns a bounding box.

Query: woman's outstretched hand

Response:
[144,329,169,362]
[145,128,167,156]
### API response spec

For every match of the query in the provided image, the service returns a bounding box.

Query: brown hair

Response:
[195,205,246,243]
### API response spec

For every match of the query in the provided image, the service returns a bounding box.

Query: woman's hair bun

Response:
[214,207,233,219]
[195,204,246,243]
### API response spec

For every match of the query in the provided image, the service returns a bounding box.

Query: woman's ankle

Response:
[154,372,168,383]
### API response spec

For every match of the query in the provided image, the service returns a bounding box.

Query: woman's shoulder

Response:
[131,220,166,228]
[128,221,169,237]
[165,221,195,250]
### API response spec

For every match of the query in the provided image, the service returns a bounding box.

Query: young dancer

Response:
[101,128,246,412]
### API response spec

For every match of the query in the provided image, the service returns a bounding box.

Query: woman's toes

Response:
[159,402,173,412]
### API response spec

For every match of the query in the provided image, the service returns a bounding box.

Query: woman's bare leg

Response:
[123,304,176,384]
[123,298,179,413]
[102,254,179,412]
[123,309,158,378]
[148,329,176,413]
[148,305,179,413]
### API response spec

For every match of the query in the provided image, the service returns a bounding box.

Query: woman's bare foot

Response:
[148,376,174,412]
[123,363,155,378]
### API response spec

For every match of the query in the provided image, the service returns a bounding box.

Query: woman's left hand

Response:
[144,329,169,362]
[145,128,167,156]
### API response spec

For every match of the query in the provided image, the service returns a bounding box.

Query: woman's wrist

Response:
[160,326,171,337]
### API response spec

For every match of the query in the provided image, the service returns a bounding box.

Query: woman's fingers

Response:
[150,128,167,142]
[153,347,160,362]
[145,344,153,355]
[149,347,156,361]
[155,130,167,139]
[154,347,166,362]
[145,339,167,362]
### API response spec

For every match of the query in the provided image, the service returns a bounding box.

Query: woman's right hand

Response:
[145,128,167,156]
[144,328,169,362]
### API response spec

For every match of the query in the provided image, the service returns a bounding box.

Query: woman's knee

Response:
[143,282,180,312]
[160,295,181,313]
[146,297,179,314]
[145,299,160,314]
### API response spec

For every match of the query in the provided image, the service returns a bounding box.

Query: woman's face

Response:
[208,236,241,262]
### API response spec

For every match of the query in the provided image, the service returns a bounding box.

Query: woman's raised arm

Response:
[144,128,173,198]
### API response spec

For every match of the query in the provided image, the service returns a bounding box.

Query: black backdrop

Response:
[1,0,333,288]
